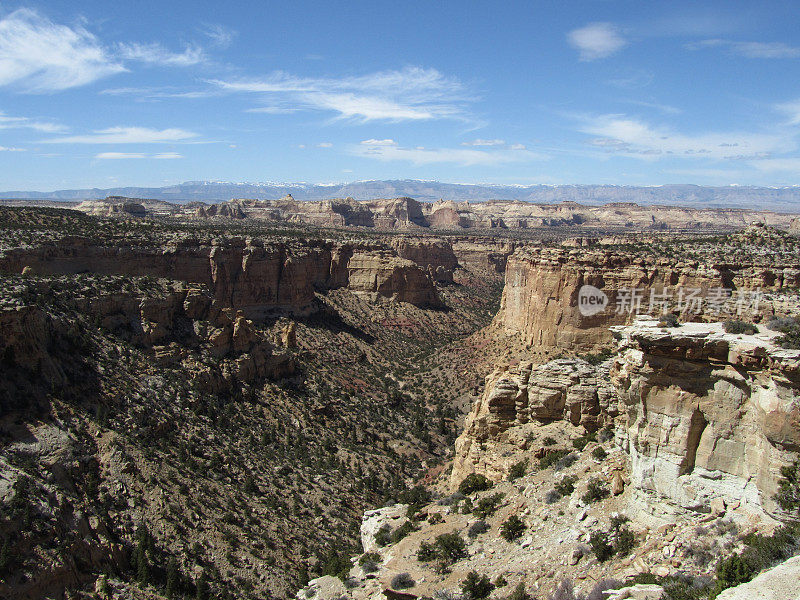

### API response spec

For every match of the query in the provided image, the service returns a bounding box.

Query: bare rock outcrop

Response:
[451,358,617,487]
[611,318,800,519]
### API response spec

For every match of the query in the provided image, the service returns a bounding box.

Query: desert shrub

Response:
[374,524,392,547]
[468,520,490,538]
[545,489,561,504]
[508,459,528,480]
[460,497,473,514]
[542,436,557,446]
[391,521,417,543]
[658,313,680,328]
[494,575,507,588]
[583,350,613,365]
[775,461,800,514]
[508,582,531,600]
[615,526,636,556]
[589,530,614,562]
[459,473,493,495]
[555,475,577,496]
[434,532,468,564]
[322,548,351,579]
[417,541,437,562]
[500,515,526,541]
[391,572,415,590]
[359,552,381,566]
[428,512,444,525]
[539,449,569,470]
[581,478,610,504]
[438,492,465,506]
[572,431,597,451]
[768,316,799,332]
[723,320,758,335]
[554,452,578,471]
[597,426,615,443]
[591,446,608,461]
[461,571,494,600]
[474,493,504,519]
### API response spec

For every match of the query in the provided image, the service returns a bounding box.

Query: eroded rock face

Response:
[495,247,800,350]
[451,358,617,488]
[0,237,443,314]
[611,319,800,519]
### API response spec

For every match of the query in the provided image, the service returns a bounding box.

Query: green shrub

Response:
[589,530,614,562]
[391,521,417,543]
[573,431,597,451]
[542,436,556,446]
[539,449,569,470]
[374,524,392,547]
[391,572,415,590]
[416,541,437,562]
[592,446,608,461]
[434,532,468,564]
[461,571,494,599]
[658,313,680,328]
[468,520,490,538]
[359,552,381,566]
[458,474,493,495]
[473,493,504,519]
[508,459,528,480]
[507,582,531,600]
[500,515,526,542]
[581,478,610,504]
[723,320,758,335]
[774,462,800,514]
[555,475,577,497]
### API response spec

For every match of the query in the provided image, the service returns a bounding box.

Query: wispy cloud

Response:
[117,42,206,67]
[579,114,788,160]
[316,142,332,148]
[0,110,66,132]
[0,146,25,152]
[95,151,183,159]
[199,24,236,48]
[0,8,124,92]
[775,99,800,125]
[352,139,545,166]
[211,66,473,122]
[461,139,505,146]
[567,23,627,61]
[749,158,800,172]
[689,39,800,59]
[45,126,197,144]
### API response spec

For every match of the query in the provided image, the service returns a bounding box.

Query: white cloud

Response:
[117,42,205,67]
[0,110,66,132]
[246,106,299,114]
[95,151,183,159]
[46,126,197,144]
[776,100,800,125]
[461,139,505,147]
[750,158,800,172]
[0,8,125,92]
[353,139,545,166]
[509,143,527,150]
[567,23,627,61]
[690,39,800,59]
[579,114,789,160]
[211,66,472,122]
[200,24,236,48]
[316,142,333,148]
[95,152,146,159]
[0,146,25,152]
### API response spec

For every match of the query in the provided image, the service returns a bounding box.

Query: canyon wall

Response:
[495,247,800,350]
[0,237,445,315]
[611,319,800,520]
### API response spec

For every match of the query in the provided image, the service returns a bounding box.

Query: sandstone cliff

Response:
[612,318,800,520]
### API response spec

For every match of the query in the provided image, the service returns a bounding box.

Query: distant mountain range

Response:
[3,180,800,211]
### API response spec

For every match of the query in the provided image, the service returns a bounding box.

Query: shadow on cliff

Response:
[298,303,375,344]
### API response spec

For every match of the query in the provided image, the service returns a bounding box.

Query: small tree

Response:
[500,515,526,541]
[461,571,494,600]
[458,474,493,495]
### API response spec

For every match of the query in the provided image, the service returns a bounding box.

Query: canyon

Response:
[0,204,799,600]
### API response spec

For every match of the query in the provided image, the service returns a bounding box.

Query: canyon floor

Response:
[0,202,799,600]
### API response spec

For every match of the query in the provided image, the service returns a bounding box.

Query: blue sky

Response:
[2,1,800,190]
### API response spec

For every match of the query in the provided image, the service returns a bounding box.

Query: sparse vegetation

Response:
[391,572,415,590]
[459,473,494,495]
[461,571,494,600]
[508,459,528,480]
[500,515,526,542]
[723,320,758,335]
[581,478,610,504]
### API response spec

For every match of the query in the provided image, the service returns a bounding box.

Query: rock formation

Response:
[611,317,800,520]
